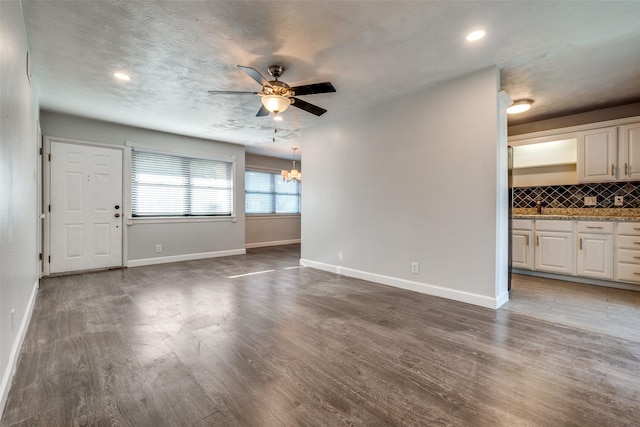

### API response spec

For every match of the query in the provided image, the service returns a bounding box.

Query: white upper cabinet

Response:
[510,117,640,186]
[617,122,640,181]
[577,126,618,183]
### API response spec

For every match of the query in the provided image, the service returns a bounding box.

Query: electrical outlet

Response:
[156,244,162,253]
[615,196,624,206]
[584,196,597,206]
[11,309,15,331]
[411,262,420,274]
[338,251,343,261]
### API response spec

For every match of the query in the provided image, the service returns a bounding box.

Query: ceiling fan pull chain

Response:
[272,120,278,143]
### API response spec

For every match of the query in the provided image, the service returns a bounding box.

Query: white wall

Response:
[245,153,301,248]
[0,0,40,411]
[40,111,246,265]
[301,67,508,308]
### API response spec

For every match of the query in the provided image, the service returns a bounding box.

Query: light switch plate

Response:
[615,196,624,206]
[584,196,597,206]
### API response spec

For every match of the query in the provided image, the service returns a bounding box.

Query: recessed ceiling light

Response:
[114,72,130,81]
[507,99,534,114]
[466,30,486,42]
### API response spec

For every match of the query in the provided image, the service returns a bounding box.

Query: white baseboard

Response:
[128,248,246,267]
[245,239,301,249]
[300,259,502,309]
[1,279,38,414]
[495,289,510,309]
[512,268,640,291]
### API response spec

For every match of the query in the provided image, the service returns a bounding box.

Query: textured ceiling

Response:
[21,1,640,158]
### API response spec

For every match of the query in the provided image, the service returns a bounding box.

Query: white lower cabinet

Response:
[534,220,575,275]
[512,218,640,286]
[616,222,640,284]
[512,219,533,270]
[577,221,613,280]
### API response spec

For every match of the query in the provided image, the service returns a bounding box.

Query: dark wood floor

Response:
[2,244,640,426]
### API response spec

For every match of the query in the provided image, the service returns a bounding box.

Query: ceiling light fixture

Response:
[507,99,534,114]
[274,113,283,122]
[261,94,291,114]
[466,30,486,42]
[114,72,130,81]
[281,147,302,183]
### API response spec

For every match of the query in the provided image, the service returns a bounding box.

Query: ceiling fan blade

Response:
[256,105,270,117]
[207,90,258,95]
[291,97,327,116]
[238,65,272,87]
[291,82,336,96]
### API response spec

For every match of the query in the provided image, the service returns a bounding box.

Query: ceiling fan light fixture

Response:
[507,99,534,114]
[261,95,291,113]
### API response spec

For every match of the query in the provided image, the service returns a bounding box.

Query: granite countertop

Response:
[513,208,640,222]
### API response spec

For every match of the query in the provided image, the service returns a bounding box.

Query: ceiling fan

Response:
[208,65,336,117]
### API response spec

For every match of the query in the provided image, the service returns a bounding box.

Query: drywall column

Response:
[301,67,507,309]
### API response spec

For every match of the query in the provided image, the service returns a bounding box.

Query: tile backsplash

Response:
[513,182,640,209]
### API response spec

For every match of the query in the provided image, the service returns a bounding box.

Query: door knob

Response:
[114,213,120,218]
[115,205,120,209]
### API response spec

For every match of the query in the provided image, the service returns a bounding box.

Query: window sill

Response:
[129,216,237,225]
[245,214,301,220]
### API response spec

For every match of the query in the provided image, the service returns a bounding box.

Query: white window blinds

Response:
[245,171,300,214]
[131,150,233,217]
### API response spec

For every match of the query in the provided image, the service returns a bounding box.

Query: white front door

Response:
[49,141,123,273]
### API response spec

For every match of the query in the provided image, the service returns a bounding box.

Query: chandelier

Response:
[281,147,302,183]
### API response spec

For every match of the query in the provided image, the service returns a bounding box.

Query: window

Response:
[131,150,233,217]
[245,170,300,214]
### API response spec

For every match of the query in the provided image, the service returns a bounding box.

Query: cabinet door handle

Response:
[633,256,640,260]
[579,238,582,250]
[634,273,640,276]
[625,163,629,176]
[634,228,640,231]
[536,235,539,247]
[612,164,615,176]
[525,235,529,246]
[586,226,603,229]
[634,242,640,245]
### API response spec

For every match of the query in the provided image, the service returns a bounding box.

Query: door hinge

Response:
[48,205,51,212]
[39,253,43,260]
[39,147,43,155]
[48,255,51,262]
[48,153,51,161]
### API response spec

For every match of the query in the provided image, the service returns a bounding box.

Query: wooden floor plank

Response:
[2,245,640,426]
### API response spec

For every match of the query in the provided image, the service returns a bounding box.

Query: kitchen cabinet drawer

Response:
[616,263,640,284]
[617,235,640,250]
[577,221,613,234]
[535,220,574,232]
[616,249,640,265]
[617,222,640,236]
[513,219,533,230]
